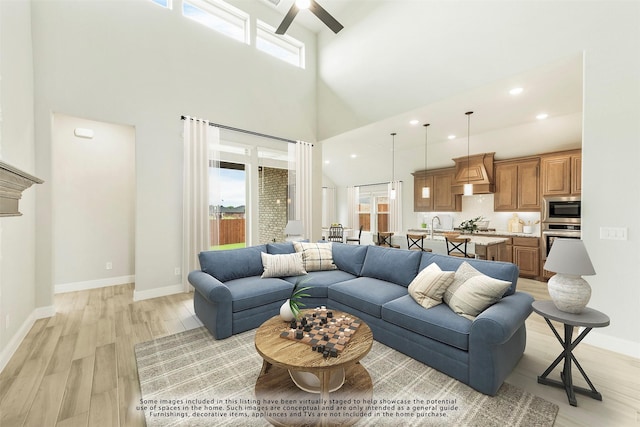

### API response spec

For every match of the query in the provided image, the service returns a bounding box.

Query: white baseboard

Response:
[0,304,56,374]
[583,329,640,359]
[55,275,135,294]
[133,283,184,301]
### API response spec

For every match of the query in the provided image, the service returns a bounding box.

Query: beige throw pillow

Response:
[293,242,337,272]
[408,263,456,309]
[444,262,511,320]
[261,252,307,278]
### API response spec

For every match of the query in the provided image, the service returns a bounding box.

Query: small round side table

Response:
[531,300,610,407]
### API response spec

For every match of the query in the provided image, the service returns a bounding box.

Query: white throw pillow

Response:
[261,252,307,278]
[408,263,456,309]
[293,242,337,272]
[444,262,511,320]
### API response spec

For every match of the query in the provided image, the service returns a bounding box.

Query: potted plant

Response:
[280,278,312,321]
[459,216,484,234]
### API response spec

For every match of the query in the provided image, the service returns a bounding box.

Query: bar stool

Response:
[406,234,432,252]
[346,225,363,245]
[445,234,474,258]
[377,232,400,248]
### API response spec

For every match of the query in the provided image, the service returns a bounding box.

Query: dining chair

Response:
[327,224,344,243]
[346,225,364,245]
[406,233,432,252]
[445,235,474,258]
[377,232,400,248]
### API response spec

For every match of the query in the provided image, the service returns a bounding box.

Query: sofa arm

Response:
[468,291,534,395]
[188,270,232,304]
[470,291,534,345]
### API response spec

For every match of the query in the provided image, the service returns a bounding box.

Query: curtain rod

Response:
[181,115,301,145]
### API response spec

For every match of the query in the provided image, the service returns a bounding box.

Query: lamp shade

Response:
[544,238,595,276]
[284,220,304,235]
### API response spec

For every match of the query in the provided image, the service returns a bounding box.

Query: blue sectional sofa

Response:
[188,242,534,396]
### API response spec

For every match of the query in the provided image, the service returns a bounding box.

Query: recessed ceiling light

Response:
[324,160,330,164]
[350,154,357,158]
[536,113,549,120]
[448,135,456,140]
[409,119,420,125]
[509,87,524,95]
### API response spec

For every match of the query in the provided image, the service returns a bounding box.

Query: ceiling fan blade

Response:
[276,3,299,35]
[309,0,344,34]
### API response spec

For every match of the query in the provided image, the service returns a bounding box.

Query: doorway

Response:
[51,113,135,292]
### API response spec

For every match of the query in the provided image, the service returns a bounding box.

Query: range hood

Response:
[0,160,44,217]
[451,152,495,194]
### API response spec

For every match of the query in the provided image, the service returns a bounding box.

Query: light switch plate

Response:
[600,227,628,240]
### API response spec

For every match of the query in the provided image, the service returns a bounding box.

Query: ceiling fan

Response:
[276,0,344,35]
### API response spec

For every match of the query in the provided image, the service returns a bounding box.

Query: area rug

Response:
[135,327,558,426]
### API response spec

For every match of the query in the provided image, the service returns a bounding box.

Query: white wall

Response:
[31,0,319,305]
[51,114,135,292]
[0,0,44,365]
[317,1,640,357]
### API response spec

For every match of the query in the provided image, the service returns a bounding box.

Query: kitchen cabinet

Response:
[413,172,433,211]
[541,150,582,196]
[494,158,540,211]
[412,168,461,212]
[496,236,539,278]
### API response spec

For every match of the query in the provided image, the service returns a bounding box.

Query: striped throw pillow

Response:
[408,263,456,309]
[261,252,307,278]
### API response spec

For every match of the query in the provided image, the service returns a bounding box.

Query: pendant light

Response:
[422,124,430,198]
[390,132,397,200]
[463,111,474,196]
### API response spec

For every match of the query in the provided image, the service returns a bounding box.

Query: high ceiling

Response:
[321,54,583,186]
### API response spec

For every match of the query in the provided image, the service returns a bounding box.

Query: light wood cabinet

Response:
[494,158,540,211]
[413,172,433,212]
[412,168,461,212]
[541,150,581,196]
[496,236,539,278]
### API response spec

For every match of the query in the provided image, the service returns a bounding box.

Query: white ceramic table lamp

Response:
[284,220,304,242]
[543,238,596,314]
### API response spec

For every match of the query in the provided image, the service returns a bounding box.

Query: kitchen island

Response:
[406,229,509,260]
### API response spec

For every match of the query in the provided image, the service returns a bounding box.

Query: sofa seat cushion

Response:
[328,277,408,318]
[382,295,472,351]
[283,270,357,298]
[224,276,293,313]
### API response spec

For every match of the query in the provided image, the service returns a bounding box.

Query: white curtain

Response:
[182,117,219,291]
[347,186,359,230]
[288,141,313,238]
[322,187,337,227]
[388,180,403,233]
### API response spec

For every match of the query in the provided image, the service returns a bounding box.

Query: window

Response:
[150,0,171,8]
[256,20,305,68]
[357,189,389,233]
[183,0,250,44]
[210,162,246,250]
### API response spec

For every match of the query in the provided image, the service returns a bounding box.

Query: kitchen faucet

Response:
[430,216,440,239]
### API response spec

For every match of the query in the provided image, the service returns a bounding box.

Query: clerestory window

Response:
[183,0,250,44]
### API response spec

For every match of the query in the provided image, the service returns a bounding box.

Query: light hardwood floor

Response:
[0,280,638,426]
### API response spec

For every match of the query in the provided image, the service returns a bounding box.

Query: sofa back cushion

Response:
[267,242,296,254]
[420,253,519,296]
[331,243,369,276]
[360,246,422,287]
[199,245,267,282]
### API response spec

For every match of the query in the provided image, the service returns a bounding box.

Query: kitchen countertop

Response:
[407,229,540,238]
[406,229,509,246]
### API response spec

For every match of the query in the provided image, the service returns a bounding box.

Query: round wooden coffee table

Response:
[254,309,373,427]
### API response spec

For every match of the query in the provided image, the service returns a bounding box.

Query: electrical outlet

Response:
[174,267,181,276]
[106,262,113,270]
